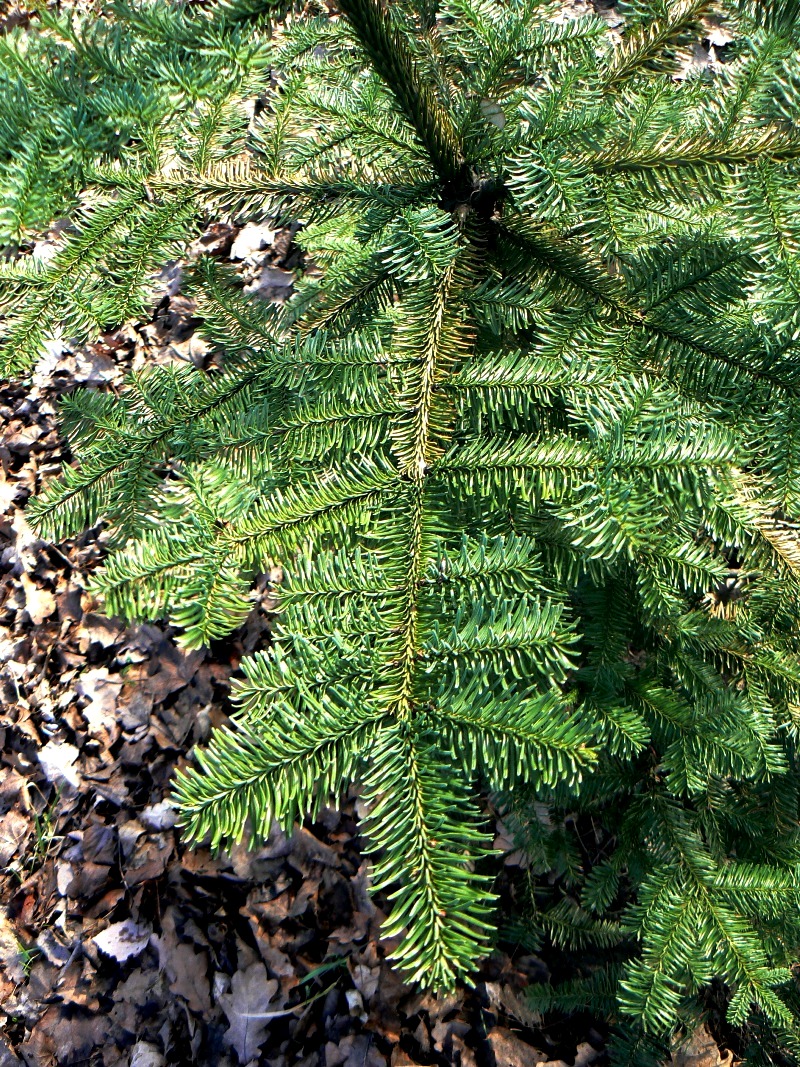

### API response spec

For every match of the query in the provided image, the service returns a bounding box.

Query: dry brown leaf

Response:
[37,740,81,792]
[93,920,152,963]
[325,1035,385,1067]
[483,981,543,1030]
[166,942,212,1015]
[129,1042,166,1067]
[0,809,31,865]
[230,222,276,260]
[486,1027,549,1067]
[219,961,282,1062]
[671,1024,735,1067]
[76,667,122,737]
[19,573,55,626]
[0,912,26,984]
[0,469,24,514]
[75,613,123,652]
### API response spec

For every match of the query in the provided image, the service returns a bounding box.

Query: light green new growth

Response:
[4,0,800,1053]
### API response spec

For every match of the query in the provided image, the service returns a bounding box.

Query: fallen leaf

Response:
[0,809,31,865]
[219,961,282,1062]
[167,942,212,1015]
[93,919,152,962]
[571,1043,601,1067]
[351,962,380,1002]
[72,345,119,385]
[702,16,735,47]
[124,831,173,884]
[0,1035,22,1067]
[82,822,117,865]
[671,1024,734,1067]
[110,967,164,1034]
[0,470,24,514]
[19,573,56,625]
[168,333,209,366]
[37,740,81,792]
[21,1005,107,1067]
[245,265,294,299]
[54,957,100,1010]
[432,1015,470,1054]
[10,509,41,570]
[0,766,29,811]
[0,912,26,983]
[483,981,542,1030]
[532,1043,602,1067]
[486,1027,548,1067]
[230,222,276,260]
[75,613,123,652]
[139,801,177,831]
[76,667,122,736]
[325,1034,385,1067]
[190,221,236,257]
[390,1053,422,1067]
[4,422,42,454]
[129,1042,166,1067]
[153,908,212,1015]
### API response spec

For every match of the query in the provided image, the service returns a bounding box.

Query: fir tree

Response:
[3,0,800,1052]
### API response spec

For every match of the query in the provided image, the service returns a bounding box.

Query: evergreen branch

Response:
[602,0,715,87]
[27,361,269,539]
[390,250,467,478]
[336,0,464,184]
[421,598,578,685]
[362,724,495,987]
[437,686,596,789]
[499,221,800,397]
[174,697,387,847]
[221,456,398,554]
[155,161,437,223]
[0,185,148,376]
[593,126,800,172]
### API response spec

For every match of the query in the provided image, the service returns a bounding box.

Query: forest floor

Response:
[0,2,739,1065]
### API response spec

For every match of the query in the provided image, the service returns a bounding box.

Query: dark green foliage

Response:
[4,0,800,1050]
[0,0,273,371]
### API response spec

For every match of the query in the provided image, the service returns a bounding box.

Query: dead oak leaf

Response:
[153,908,212,1016]
[219,961,284,1063]
[483,981,542,1031]
[75,613,123,652]
[123,831,173,885]
[325,1035,385,1067]
[21,1004,108,1067]
[168,942,212,1015]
